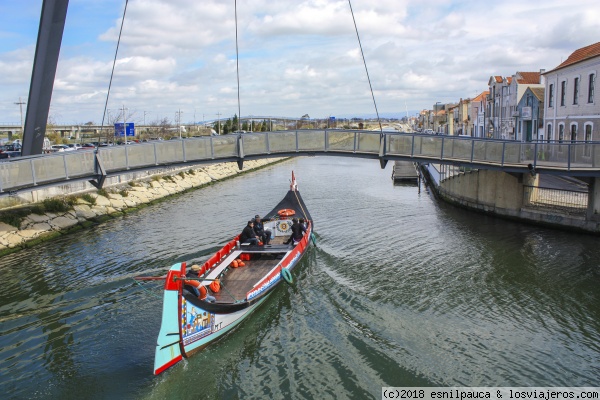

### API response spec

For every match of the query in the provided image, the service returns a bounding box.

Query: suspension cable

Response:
[234,0,242,132]
[347,0,382,133]
[100,0,129,140]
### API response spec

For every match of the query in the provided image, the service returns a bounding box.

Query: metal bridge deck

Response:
[2,130,600,195]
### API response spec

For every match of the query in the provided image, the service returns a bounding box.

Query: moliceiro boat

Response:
[152,172,313,375]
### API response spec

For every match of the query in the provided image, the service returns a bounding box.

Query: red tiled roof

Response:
[517,72,541,84]
[546,42,600,73]
[472,91,489,102]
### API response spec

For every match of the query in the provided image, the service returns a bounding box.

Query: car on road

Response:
[51,144,71,152]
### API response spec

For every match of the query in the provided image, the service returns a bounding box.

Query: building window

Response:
[558,124,564,143]
[589,73,595,103]
[549,84,554,107]
[585,124,592,142]
[574,77,579,105]
[547,123,552,143]
[570,124,577,142]
[560,81,566,106]
[585,124,592,157]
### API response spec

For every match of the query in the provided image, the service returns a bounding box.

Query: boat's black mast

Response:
[22,0,69,156]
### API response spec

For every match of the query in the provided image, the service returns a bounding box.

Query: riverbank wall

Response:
[420,163,600,234]
[0,158,287,256]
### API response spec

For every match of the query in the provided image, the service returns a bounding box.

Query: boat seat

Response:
[239,244,290,253]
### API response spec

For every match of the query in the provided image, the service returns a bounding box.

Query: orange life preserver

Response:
[238,261,245,267]
[231,260,239,268]
[184,280,207,300]
[278,209,295,217]
[209,280,220,293]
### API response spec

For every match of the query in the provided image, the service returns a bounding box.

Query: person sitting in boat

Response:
[299,218,307,230]
[284,218,306,245]
[239,220,259,245]
[253,214,271,245]
[184,265,202,297]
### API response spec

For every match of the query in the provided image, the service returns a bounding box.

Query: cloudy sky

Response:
[0,0,599,126]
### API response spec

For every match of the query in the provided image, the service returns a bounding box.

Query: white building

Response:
[542,42,600,143]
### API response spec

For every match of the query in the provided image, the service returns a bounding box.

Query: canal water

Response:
[0,157,599,399]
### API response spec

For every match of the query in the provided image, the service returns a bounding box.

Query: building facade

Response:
[470,91,488,137]
[543,42,600,143]
[516,87,544,142]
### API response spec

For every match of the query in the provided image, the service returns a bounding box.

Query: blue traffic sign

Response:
[114,123,135,137]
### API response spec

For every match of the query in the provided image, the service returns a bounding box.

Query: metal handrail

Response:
[1,130,600,194]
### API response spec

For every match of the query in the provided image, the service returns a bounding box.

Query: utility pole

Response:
[14,97,26,133]
[122,104,128,145]
[175,109,183,138]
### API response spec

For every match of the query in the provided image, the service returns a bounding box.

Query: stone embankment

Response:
[0,159,286,256]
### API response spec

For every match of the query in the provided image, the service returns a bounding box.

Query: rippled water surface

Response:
[1,157,599,399]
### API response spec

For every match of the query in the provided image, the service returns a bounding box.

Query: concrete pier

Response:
[420,164,600,234]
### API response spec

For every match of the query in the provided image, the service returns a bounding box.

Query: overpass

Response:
[2,129,600,196]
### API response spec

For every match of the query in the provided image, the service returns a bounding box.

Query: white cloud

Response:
[0,0,599,124]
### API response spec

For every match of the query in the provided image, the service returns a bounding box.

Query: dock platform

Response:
[392,161,419,183]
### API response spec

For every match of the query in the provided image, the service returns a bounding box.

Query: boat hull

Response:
[152,172,312,375]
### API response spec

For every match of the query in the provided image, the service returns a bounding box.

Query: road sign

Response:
[114,123,135,137]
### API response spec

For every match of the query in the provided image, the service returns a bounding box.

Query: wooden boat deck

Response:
[211,236,290,302]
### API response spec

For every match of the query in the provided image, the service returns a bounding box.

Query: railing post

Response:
[379,133,386,157]
[63,154,69,179]
[124,145,129,170]
[182,139,186,162]
[325,129,329,152]
[501,142,506,166]
[266,131,271,154]
[153,142,158,165]
[237,134,244,170]
[534,142,538,169]
[411,134,415,157]
[354,131,358,152]
[295,130,299,152]
[567,143,571,171]
[470,139,475,163]
[379,133,388,169]
[30,159,37,186]
[210,136,215,159]
[440,136,445,160]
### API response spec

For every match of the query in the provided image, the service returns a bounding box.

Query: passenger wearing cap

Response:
[252,214,271,245]
[184,265,202,296]
[284,217,306,245]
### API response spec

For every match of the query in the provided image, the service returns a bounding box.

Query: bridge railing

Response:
[2,130,600,194]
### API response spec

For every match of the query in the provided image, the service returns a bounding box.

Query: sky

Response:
[0,0,599,126]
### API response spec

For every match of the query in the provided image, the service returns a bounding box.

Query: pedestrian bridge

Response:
[2,129,600,195]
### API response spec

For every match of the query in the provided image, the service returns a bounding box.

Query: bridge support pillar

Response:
[586,177,600,220]
[22,0,69,156]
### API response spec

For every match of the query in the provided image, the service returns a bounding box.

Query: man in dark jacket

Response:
[284,218,306,245]
[253,214,271,245]
[240,220,259,245]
